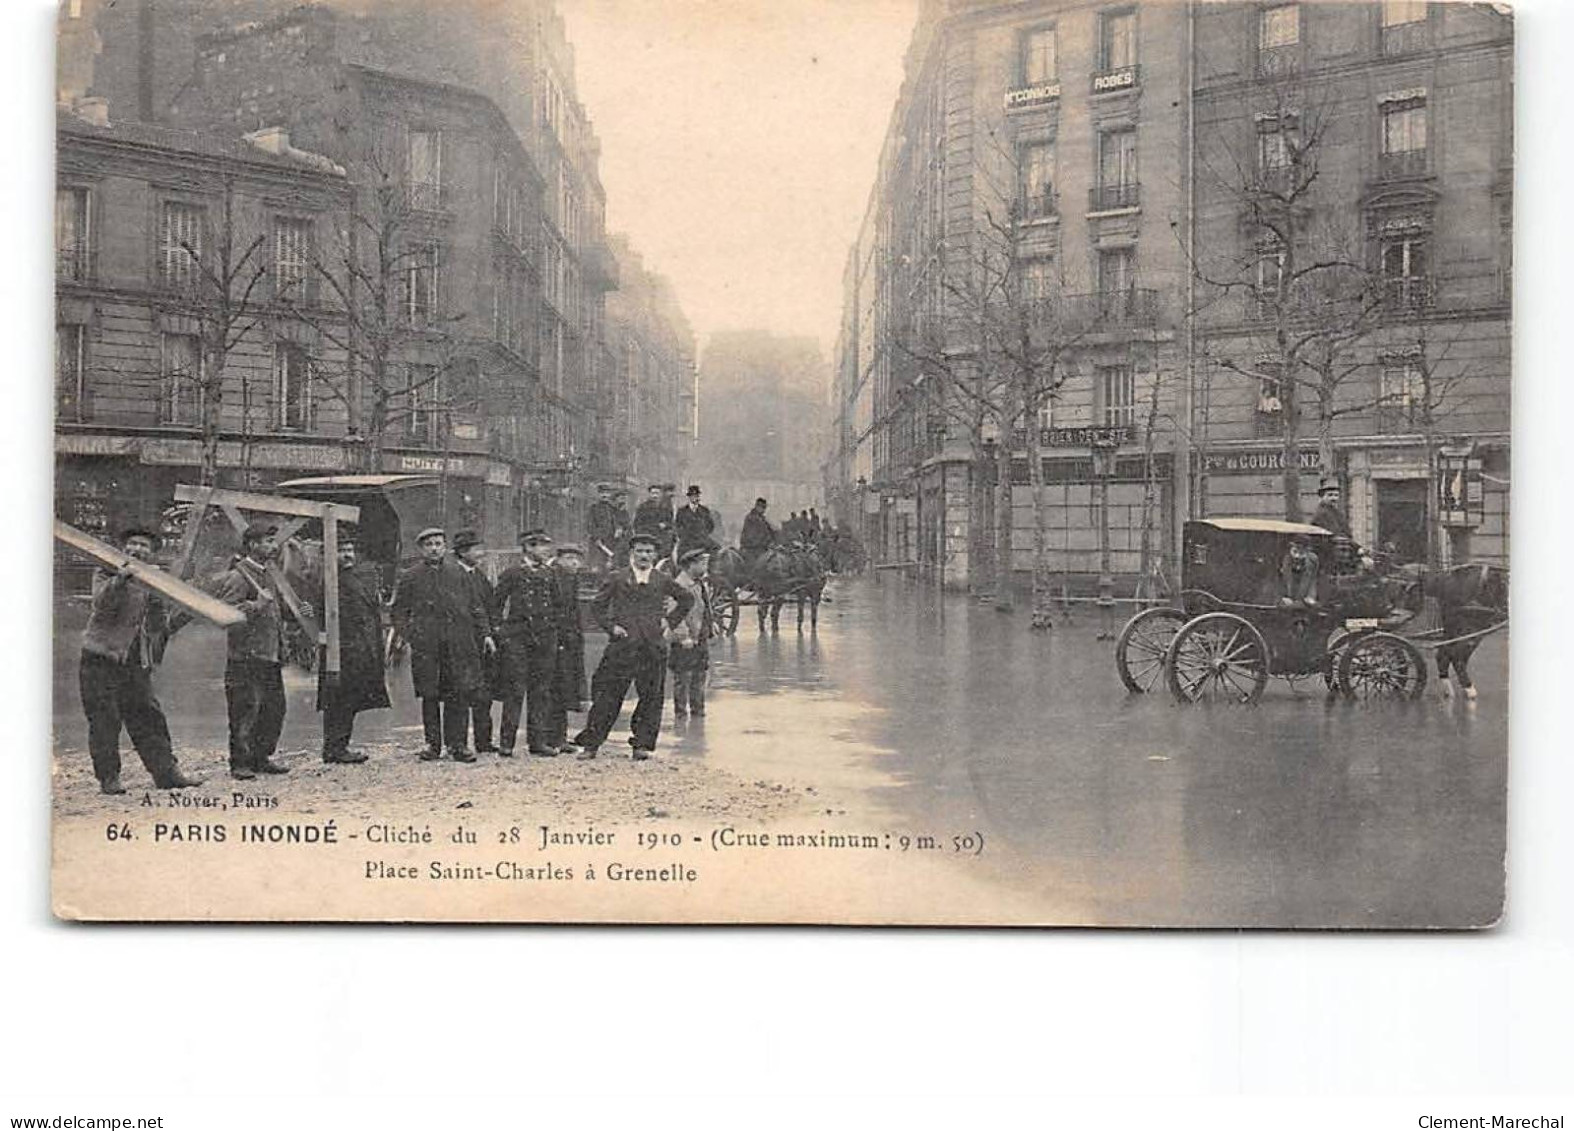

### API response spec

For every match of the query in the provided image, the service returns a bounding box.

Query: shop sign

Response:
[1043,425,1133,448]
[140,438,205,466]
[1203,448,1320,474]
[486,465,513,488]
[56,434,139,457]
[1094,68,1137,92]
[248,443,345,470]
[394,453,478,478]
[1005,83,1061,109]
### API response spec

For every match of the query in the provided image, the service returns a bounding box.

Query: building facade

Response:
[831,0,1511,590]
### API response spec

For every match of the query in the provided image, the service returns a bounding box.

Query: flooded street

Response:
[53,575,1506,927]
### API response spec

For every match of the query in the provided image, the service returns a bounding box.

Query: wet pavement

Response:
[52,575,1507,927]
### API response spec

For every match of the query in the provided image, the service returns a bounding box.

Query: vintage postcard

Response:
[50,0,1511,925]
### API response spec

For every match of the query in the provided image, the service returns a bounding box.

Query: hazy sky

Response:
[557,0,918,362]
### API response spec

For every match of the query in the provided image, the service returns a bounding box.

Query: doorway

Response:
[1375,478,1428,564]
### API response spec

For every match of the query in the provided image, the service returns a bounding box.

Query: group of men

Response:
[77,497,724,794]
[590,481,721,568]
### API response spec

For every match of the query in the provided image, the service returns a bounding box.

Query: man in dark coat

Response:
[317,532,390,764]
[208,523,291,780]
[391,528,495,762]
[574,531,693,760]
[587,485,622,573]
[1310,476,1352,538]
[633,483,677,561]
[78,526,201,794]
[492,529,566,756]
[673,484,719,561]
[453,529,500,754]
[546,543,589,749]
[740,497,775,565]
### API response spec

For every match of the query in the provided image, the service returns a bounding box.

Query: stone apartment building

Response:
[831,0,1512,589]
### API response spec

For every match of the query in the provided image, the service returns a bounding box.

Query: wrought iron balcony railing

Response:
[55,245,95,283]
[1378,148,1430,180]
[1088,182,1140,212]
[1065,287,1160,327]
[1381,276,1436,313]
[1020,186,1058,221]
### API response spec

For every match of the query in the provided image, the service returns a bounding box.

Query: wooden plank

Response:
[266,562,320,645]
[173,483,360,523]
[54,520,245,628]
[220,503,248,535]
[271,517,308,547]
[170,488,211,581]
[322,506,341,675]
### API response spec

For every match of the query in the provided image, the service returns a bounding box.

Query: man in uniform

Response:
[391,528,495,762]
[317,531,390,764]
[673,484,719,561]
[493,529,567,756]
[208,523,291,780]
[669,546,714,719]
[452,529,500,754]
[740,497,775,565]
[546,543,589,750]
[633,483,677,562]
[587,485,622,573]
[573,531,693,761]
[78,526,202,794]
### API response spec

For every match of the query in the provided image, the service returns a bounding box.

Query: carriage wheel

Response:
[1165,613,1270,705]
[1322,627,1363,691]
[1337,632,1427,700]
[712,587,740,636]
[1115,607,1188,694]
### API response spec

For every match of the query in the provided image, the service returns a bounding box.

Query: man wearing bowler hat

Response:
[1310,475,1352,539]
[391,527,495,762]
[208,522,291,780]
[493,529,568,756]
[574,530,693,760]
[673,484,719,562]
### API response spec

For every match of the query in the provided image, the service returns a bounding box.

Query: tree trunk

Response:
[994,461,1015,612]
[1028,437,1052,629]
[199,345,223,487]
[970,440,995,600]
[1280,359,1302,521]
[1317,383,1336,480]
[1138,376,1161,599]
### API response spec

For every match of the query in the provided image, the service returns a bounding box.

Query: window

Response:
[1382,0,1427,25]
[159,201,204,290]
[1094,129,1139,210]
[275,342,311,430]
[1378,360,1424,431]
[56,323,86,422]
[1098,364,1135,428]
[1019,256,1054,301]
[273,217,310,301]
[407,128,442,210]
[405,363,439,443]
[1100,10,1137,71]
[1098,246,1135,296]
[56,187,90,281]
[1254,359,1285,437]
[1254,245,1286,316]
[1020,26,1057,85]
[1260,4,1300,48]
[1258,123,1296,173]
[1380,99,1428,176]
[1381,235,1431,309]
[1381,2,1429,54]
[403,244,440,325]
[161,332,202,426]
[1019,142,1056,219]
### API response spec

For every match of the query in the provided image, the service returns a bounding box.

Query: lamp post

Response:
[1091,435,1118,640]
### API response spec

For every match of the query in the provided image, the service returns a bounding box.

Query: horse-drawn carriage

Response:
[708,540,833,634]
[1114,518,1508,704]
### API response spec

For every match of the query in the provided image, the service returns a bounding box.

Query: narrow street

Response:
[53,575,1507,927]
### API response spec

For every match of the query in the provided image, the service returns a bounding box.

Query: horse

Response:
[1394,562,1509,699]
[752,541,828,632]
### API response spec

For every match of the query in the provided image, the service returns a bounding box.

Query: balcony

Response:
[56,245,95,283]
[1020,186,1058,222]
[1381,276,1436,313]
[1091,64,1140,94]
[1065,288,1160,328]
[1381,19,1429,57]
[1377,149,1430,180]
[1088,182,1140,212]
[1256,45,1300,78]
[403,181,447,212]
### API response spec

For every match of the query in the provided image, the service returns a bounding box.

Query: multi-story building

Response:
[603,235,698,491]
[833,0,1511,589]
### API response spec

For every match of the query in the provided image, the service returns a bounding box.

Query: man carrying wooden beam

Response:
[78,526,203,795]
[208,523,292,781]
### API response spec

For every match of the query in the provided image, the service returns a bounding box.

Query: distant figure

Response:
[740,497,776,564]
[633,483,677,560]
[587,484,622,572]
[317,531,390,765]
[808,508,822,538]
[79,526,201,794]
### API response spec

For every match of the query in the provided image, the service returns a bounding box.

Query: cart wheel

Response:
[1165,612,1270,705]
[1322,627,1367,691]
[1337,632,1427,700]
[1115,607,1188,694]
[712,587,740,636]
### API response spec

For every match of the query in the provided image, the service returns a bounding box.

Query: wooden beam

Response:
[322,505,341,675]
[54,520,245,628]
[173,483,360,523]
[266,562,320,645]
[170,487,212,581]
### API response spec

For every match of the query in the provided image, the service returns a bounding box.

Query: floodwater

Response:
[52,575,1507,927]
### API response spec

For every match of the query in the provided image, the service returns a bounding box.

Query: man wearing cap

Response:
[669,546,714,719]
[207,523,291,780]
[740,497,775,565]
[391,528,495,762]
[78,526,202,794]
[633,484,677,562]
[673,484,719,563]
[545,543,589,750]
[453,530,501,755]
[587,486,622,572]
[574,531,693,760]
[493,530,568,756]
[316,531,390,764]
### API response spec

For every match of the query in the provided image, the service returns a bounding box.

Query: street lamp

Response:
[1091,435,1119,640]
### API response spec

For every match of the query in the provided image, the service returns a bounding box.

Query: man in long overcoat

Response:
[587,486,622,573]
[453,529,500,754]
[391,528,495,762]
[492,529,566,756]
[673,484,719,561]
[740,498,776,565]
[573,531,693,761]
[317,531,390,764]
[633,483,677,560]
[546,543,589,749]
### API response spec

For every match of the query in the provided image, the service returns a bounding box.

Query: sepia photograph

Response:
[46,0,1514,927]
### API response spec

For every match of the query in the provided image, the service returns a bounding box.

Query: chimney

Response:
[76,97,111,127]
